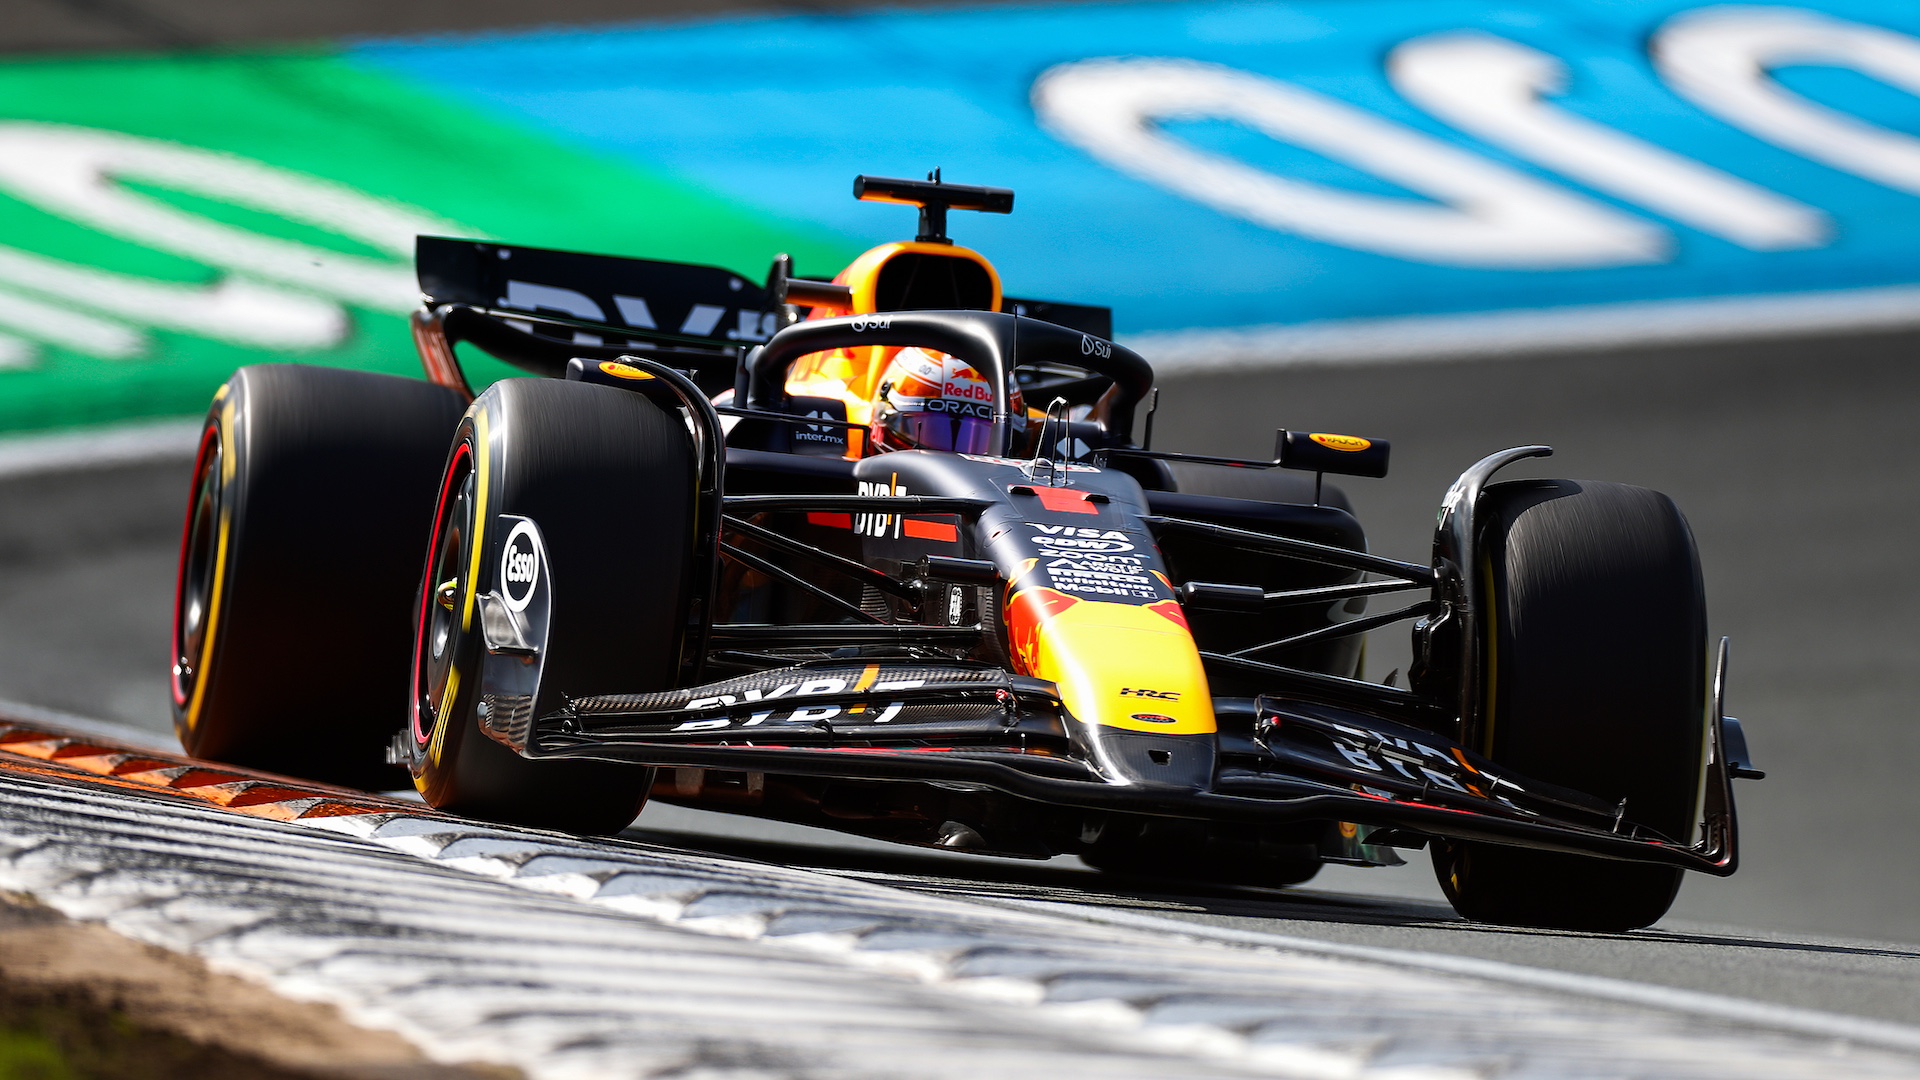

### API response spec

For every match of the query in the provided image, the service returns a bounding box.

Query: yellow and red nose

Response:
[1006,587,1216,735]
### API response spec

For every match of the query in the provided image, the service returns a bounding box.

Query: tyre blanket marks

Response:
[6,1,1920,431]
[2,712,1919,1079]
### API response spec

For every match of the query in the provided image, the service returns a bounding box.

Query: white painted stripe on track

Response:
[1126,283,1920,373]
[0,418,200,479]
[1016,900,1920,1056]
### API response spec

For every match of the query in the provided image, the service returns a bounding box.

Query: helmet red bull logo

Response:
[873,347,1015,453]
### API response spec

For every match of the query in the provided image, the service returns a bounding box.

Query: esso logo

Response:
[500,520,541,612]
[849,315,892,332]
[1080,334,1112,360]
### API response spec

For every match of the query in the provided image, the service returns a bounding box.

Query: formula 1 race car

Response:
[171,174,1762,932]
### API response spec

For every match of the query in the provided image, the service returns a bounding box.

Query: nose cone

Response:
[1088,727,1218,792]
[1006,587,1218,790]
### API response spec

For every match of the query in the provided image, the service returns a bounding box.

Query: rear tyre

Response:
[408,378,694,834]
[171,365,466,788]
[1432,479,1707,932]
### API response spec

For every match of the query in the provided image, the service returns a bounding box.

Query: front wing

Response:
[518,660,1743,876]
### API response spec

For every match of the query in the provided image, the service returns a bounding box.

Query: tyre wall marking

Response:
[180,396,235,735]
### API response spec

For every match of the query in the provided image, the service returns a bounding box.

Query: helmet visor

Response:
[888,411,997,454]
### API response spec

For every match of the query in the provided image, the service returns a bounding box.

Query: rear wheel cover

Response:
[168,366,466,787]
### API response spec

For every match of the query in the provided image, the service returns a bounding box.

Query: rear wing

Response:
[413,235,1117,389]
[418,236,780,348]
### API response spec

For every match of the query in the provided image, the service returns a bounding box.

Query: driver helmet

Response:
[870,347,1025,455]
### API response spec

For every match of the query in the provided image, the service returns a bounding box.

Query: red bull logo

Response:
[1005,586,1215,735]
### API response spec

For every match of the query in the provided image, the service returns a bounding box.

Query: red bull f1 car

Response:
[171,174,1762,932]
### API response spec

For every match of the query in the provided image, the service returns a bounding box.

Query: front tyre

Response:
[1433,479,1707,932]
[408,378,695,834]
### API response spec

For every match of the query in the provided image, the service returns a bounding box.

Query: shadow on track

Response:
[626,819,1920,980]
[624,823,1466,930]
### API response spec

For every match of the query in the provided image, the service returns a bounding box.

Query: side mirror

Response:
[1275,430,1391,478]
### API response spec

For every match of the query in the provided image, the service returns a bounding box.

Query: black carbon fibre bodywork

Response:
[416,254,1753,878]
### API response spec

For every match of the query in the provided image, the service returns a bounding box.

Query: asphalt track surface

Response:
[4,0,1920,1059]
[3,322,1918,1041]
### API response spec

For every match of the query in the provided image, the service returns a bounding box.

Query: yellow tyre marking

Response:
[428,667,458,766]
[183,402,237,735]
[429,408,491,773]
[461,408,490,633]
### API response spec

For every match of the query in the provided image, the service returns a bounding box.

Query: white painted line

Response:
[0,417,200,479]
[1017,900,1920,1055]
[1125,283,1920,373]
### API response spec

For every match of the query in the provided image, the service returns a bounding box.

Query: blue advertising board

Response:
[358,0,1920,354]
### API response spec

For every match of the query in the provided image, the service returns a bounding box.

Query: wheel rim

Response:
[172,425,222,711]
[414,443,476,749]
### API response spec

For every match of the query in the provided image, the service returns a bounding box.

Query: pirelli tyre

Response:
[407,378,694,834]
[1433,479,1708,933]
[171,365,467,788]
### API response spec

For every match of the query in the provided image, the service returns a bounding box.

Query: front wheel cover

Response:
[408,379,694,834]
[1434,478,1706,932]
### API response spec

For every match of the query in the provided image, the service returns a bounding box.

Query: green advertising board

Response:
[0,52,857,434]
